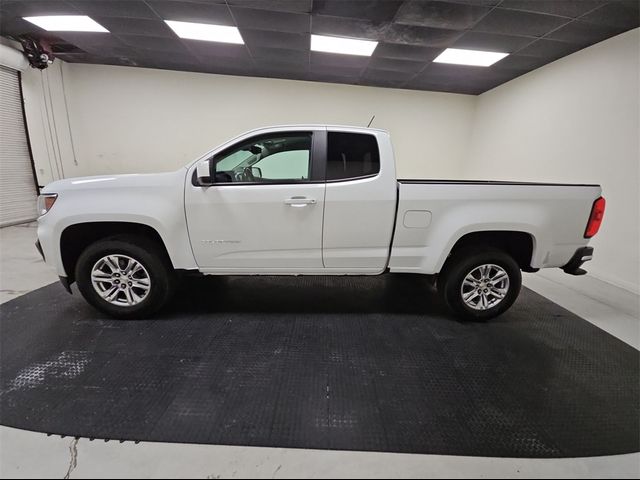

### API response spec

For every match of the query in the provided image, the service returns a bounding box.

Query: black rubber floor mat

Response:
[1,275,638,458]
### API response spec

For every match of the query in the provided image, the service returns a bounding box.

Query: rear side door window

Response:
[326,132,380,181]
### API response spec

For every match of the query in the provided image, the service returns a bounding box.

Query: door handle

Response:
[284,196,316,207]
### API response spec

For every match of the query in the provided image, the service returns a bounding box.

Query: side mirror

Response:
[251,166,262,179]
[195,160,212,186]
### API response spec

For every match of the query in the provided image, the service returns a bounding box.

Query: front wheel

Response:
[438,248,522,321]
[75,235,176,319]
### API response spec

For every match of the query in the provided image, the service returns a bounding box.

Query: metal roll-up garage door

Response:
[0,65,37,227]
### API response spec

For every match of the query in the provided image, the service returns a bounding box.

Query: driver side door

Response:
[185,129,326,273]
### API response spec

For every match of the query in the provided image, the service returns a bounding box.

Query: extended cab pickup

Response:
[36,125,605,320]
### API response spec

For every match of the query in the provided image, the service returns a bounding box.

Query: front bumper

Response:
[562,246,594,276]
[35,240,45,261]
[36,239,72,294]
[58,276,72,294]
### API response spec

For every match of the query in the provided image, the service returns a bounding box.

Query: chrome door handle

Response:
[284,197,316,207]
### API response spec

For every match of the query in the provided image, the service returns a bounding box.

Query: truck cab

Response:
[186,126,397,274]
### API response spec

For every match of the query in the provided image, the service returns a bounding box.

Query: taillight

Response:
[584,196,605,238]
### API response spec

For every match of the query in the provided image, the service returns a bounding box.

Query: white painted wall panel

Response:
[464,29,640,293]
[22,63,475,182]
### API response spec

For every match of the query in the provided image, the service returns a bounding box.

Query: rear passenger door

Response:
[321,130,397,271]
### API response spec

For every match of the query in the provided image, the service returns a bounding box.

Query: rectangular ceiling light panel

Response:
[23,15,108,32]
[434,48,508,67]
[311,34,378,56]
[165,20,244,44]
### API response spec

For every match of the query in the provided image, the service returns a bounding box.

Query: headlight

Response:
[36,193,58,216]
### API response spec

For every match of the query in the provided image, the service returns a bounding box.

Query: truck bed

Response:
[390,180,602,275]
[398,179,600,187]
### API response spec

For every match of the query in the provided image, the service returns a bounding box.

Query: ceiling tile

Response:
[94,17,175,38]
[197,62,256,77]
[253,58,309,75]
[230,6,309,33]
[251,46,309,64]
[473,8,570,37]
[359,77,407,89]
[240,28,309,51]
[310,65,363,81]
[51,42,84,54]
[309,71,358,85]
[0,0,79,17]
[183,39,251,59]
[311,14,389,40]
[420,62,524,85]
[546,20,630,47]
[395,1,492,29]
[366,56,425,73]
[312,0,403,22]
[445,0,502,7]
[360,68,409,88]
[53,32,127,56]
[54,52,103,63]
[310,51,370,69]
[385,24,463,46]
[498,0,608,19]
[580,1,640,30]
[373,42,442,61]
[420,61,493,78]
[0,16,44,38]
[70,1,158,20]
[254,67,309,82]
[491,54,550,71]
[454,30,534,52]
[516,38,583,58]
[362,67,413,81]
[146,1,235,26]
[405,77,482,95]
[408,64,519,94]
[141,59,205,73]
[122,48,199,68]
[227,0,312,14]
[117,34,191,53]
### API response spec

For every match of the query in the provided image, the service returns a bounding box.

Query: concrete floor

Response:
[0,223,638,479]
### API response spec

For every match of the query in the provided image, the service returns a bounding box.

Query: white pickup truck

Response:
[35,125,605,320]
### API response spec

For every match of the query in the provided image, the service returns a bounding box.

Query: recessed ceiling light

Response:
[434,48,508,67]
[165,20,244,44]
[23,15,108,32]
[311,34,378,56]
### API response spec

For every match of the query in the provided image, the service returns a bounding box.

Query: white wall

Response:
[465,29,640,293]
[22,63,474,181]
[20,60,81,185]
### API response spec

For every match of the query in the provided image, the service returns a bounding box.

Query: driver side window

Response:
[213,133,312,183]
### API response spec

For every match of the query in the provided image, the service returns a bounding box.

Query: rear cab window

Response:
[326,132,380,181]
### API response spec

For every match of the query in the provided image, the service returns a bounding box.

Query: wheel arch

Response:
[60,221,173,284]
[440,230,537,273]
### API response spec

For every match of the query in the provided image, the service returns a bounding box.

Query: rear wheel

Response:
[75,235,176,319]
[438,247,522,321]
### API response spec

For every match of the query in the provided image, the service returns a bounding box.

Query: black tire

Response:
[438,247,522,321]
[75,235,176,319]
